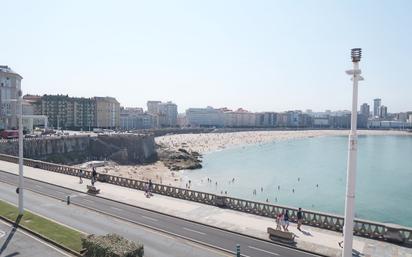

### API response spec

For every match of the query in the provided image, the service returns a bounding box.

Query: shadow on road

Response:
[0,215,22,255]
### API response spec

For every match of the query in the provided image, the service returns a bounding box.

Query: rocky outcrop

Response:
[157,147,202,170]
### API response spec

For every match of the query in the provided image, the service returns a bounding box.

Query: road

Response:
[0,170,320,257]
[0,219,72,257]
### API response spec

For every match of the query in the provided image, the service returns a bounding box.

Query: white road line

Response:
[110,206,123,212]
[0,220,73,257]
[141,215,158,222]
[248,246,279,256]
[183,227,206,235]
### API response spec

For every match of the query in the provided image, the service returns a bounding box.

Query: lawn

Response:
[0,199,85,252]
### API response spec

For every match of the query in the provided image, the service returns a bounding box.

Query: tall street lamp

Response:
[342,48,364,257]
[17,89,24,215]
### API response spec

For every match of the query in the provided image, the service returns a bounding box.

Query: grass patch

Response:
[0,199,85,252]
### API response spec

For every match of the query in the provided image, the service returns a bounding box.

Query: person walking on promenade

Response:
[144,183,150,198]
[276,212,283,230]
[92,166,97,185]
[297,207,303,231]
[79,170,83,184]
[283,210,290,231]
[148,179,154,196]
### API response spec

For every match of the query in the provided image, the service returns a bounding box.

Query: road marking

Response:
[141,215,158,222]
[183,227,206,235]
[0,230,5,238]
[248,246,279,256]
[34,185,42,189]
[110,206,123,212]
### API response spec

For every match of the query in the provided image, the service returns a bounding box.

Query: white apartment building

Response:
[0,65,22,129]
[223,109,257,127]
[158,101,178,127]
[186,107,224,127]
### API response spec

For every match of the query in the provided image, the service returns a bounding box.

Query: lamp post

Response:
[342,48,363,257]
[17,89,24,215]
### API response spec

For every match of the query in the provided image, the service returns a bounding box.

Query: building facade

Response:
[120,107,156,130]
[186,107,224,127]
[158,102,178,127]
[95,97,120,129]
[147,101,161,115]
[360,103,370,118]
[373,98,381,118]
[0,65,23,129]
[379,105,388,119]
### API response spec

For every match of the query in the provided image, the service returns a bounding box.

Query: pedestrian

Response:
[148,179,153,196]
[297,207,303,231]
[283,210,290,231]
[276,212,283,230]
[92,166,97,184]
[144,183,150,198]
[79,170,83,184]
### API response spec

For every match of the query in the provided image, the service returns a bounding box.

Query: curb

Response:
[0,170,326,257]
[0,213,82,257]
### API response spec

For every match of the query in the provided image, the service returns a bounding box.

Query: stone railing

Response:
[0,153,411,245]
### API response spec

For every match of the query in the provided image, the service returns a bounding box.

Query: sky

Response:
[2,0,412,113]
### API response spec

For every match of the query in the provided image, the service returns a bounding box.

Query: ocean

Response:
[182,135,412,227]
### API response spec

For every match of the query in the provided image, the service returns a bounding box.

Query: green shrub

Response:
[82,233,144,257]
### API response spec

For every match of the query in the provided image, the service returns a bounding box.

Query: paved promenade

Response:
[0,160,411,257]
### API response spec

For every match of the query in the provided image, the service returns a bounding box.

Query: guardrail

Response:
[0,153,410,245]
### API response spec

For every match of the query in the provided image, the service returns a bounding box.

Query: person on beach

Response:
[297,207,303,231]
[79,170,83,184]
[283,210,290,231]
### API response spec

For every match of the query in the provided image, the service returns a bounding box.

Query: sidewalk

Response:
[1,160,411,257]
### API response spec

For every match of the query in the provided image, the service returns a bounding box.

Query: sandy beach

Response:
[155,129,411,154]
[81,130,411,187]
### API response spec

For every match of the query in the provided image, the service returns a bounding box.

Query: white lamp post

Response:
[342,48,363,257]
[17,89,24,215]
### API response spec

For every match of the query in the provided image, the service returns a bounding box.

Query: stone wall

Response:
[0,134,157,165]
[89,134,157,165]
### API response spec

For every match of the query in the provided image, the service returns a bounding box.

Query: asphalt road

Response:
[0,219,71,257]
[0,181,226,257]
[0,170,321,257]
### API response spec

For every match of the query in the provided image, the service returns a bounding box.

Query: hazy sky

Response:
[2,0,411,113]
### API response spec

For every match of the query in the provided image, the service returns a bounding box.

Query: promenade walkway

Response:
[0,160,410,257]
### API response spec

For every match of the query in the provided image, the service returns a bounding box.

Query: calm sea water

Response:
[182,135,412,227]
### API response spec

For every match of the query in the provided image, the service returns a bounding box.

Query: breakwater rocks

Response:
[157,147,202,170]
[0,134,157,165]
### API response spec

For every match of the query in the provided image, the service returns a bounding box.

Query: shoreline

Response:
[76,130,410,188]
[155,129,411,155]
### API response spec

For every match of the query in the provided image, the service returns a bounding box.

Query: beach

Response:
[155,129,411,154]
[81,130,411,187]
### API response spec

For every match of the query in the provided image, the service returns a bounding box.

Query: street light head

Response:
[351,48,362,62]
